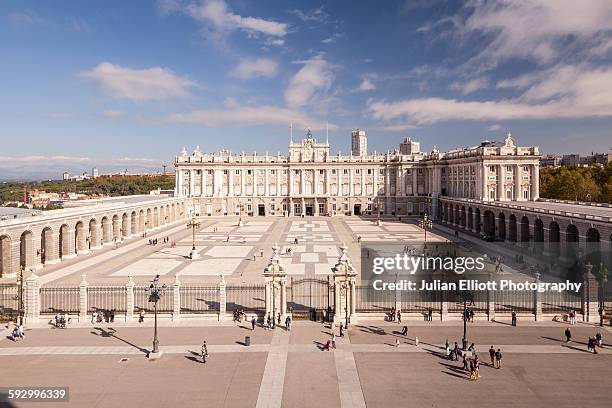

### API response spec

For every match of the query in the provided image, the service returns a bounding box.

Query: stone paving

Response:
[1,321,611,407]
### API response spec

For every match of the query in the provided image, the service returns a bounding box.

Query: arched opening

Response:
[131,211,137,234]
[508,215,517,242]
[166,205,171,223]
[533,219,544,253]
[170,204,176,222]
[122,213,129,238]
[59,224,70,259]
[474,208,481,233]
[0,235,11,277]
[448,204,454,224]
[497,213,506,241]
[101,216,111,244]
[585,228,601,269]
[549,222,560,256]
[153,207,159,228]
[159,206,165,225]
[89,219,98,249]
[454,205,459,226]
[20,231,33,270]
[566,224,579,259]
[460,206,466,228]
[138,210,145,233]
[75,221,86,254]
[520,216,530,243]
[146,208,152,231]
[483,210,495,235]
[41,227,53,264]
[467,207,473,230]
[112,214,120,242]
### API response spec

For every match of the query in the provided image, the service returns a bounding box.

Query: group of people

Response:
[587,333,604,354]
[91,309,115,324]
[10,324,25,341]
[54,314,70,328]
[388,307,402,323]
[567,309,577,325]
[233,309,246,322]
[464,307,475,322]
[445,340,504,380]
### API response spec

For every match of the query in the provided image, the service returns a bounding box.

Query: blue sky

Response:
[1,0,612,179]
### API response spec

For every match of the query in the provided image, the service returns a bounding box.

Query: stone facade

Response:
[174,131,540,219]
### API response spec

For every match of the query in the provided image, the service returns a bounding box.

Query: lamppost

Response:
[598,263,608,327]
[238,201,244,227]
[459,290,471,350]
[375,197,383,226]
[147,274,166,359]
[271,267,278,329]
[420,213,433,243]
[16,266,26,325]
[186,215,201,259]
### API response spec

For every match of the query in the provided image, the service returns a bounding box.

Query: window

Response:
[418,169,423,174]
[332,169,337,174]
[247,170,252,175]
[295,170,300,174]
[367,169,372,175]
[343,169,348,175]
[271,203,276,211]
[356,169,360,174]
[441,168,446,174]
[271,170,276,175]
[489,166,496,172]
[196,170,201,175]
[207,170,213,175]
[223,170,228,174]
[379,169,385,175]
[523,166,529,172]
[235,170,240,175]
[319,169,324,175]
[407,169,411,174]
[283,169,287,174]
[506,166,512,172]
[523,190,529,199]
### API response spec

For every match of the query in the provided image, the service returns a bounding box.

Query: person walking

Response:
[462,353,469,371]
[397,309,402,324]
[453,342,460,361]
[595,332,603,347]
[428,307,433,322]
[489,346,496,366]
[251,316,256,331]
[401,326,408,336]
[285,316,291,331]
[139,309,145,323]
[415,336,419,347]
[332,334,337,349]
[201,341,208,364]
[565,327,572,343]
[495,349,502,369]
[339,323,344,337]
[511,310,517,326]
[260,248,264,257]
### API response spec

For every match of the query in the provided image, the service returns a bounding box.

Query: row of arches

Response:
[440,202,607,260]
[0,201,186,277]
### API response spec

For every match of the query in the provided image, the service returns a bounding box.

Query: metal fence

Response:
[287,278,332,311]
[541,291,583,314]
[0,283,18,318]
[494,290,534,313]
[226,284,265,313]
[180,286,219,314]
[355,285,394,312]
[398,290,441,313]
[88,287,127,313]
[39,287,80,314]
[447,291,488,313]
[134,286,174,313]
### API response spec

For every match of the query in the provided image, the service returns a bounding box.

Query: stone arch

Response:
[483,210,495,235]
[448,204,454,224]
[508,215,517,242]
[171,203,176,222]
[566,224,579,259]
[131,210,137,234]
[146,208,152,230]
[454,205,460,226]
[467,207,473,230]
[20,230,33,269]
[585,228,601,268]
[89,219,100,249]
[59,224,71,259]
[41,226,53,264]
[0,235,11,277]
[474,208,481,233]
[153,207,159,228]
[166,204,171,223]
[520,216,530,243]
[159,206,165,225]
[497,212,506,241]
[112,214,121,242]
[101,216,112,244]
[122,212,130,238]
[75,221,87,253]
[138,209,145,233]
[549,222,560,256]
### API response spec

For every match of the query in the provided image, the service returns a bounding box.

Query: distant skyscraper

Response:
[399,137,420,155]
[62,171,69,180]
[92,167,99,178]
[351,129,367,156]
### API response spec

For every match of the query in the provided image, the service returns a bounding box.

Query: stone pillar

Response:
[45,232,61,264]
[218,275,227,321]
[79,273,88,319]
[280,280,287,317]
[487,287,495,321]
[497,164,505,201]
[112,217,121,243]
[412,170,418,196]
[263,245,288,323]
[126,276,135,321]
[264,280,271,318]
[189,169,195,197]
[514,164,522,200]
[169,275,180,319]
[482,165,489,201]
[441,293,448,321]
[333,244,358,326]
[25,272,41,321]
[531,164,540,200]
[582,263,600,323]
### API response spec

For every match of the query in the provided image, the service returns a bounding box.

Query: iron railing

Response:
[39,287,79,314]
[88,286,127,313]
[134,286,174,313]
[226,284,265,313]
[0,283,18,318]
[180,286,219,314]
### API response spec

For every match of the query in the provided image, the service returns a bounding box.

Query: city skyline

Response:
[2,0,612,178]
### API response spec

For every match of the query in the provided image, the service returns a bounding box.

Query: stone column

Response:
[325,169,330,196]
[126,276,135,321]
[300,169,305,195]
[25,272,41,321]
[514,164,522,200]
[350,279,356,318]
[45,232,61,264]
[280,281,287,317]
[241,170,246,196]
[189,169,195,197]
[531,164,540,200]
[218,275,227,321]
[264,279,271,318]
[361,169,366,197]
[276,170,281,197]
[582,263,600,323]
[349,169,354,197]
[482,165,489,201]
[79,273,88,319]
[171,275,181,320]
[228,169,234,197]
[252,168,257,197]
[201,169,206,197]
[412,170,418,196]
[497,164,504,201]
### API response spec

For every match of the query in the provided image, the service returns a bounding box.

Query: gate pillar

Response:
[333,244,357,327]
[263,244,287,325]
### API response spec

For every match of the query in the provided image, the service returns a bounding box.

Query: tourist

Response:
[596,332,603,347]
[110,309,115,323]
[495,349,502,369]
[266,315,272,329]
[11,326,20,341]
[339,323,344,337]
[395,338,400,348]
[474,354,481,377]
[332,334,337,349]
[469,308,475,322]
[462,353,469,371]
[469,360,477,380]
[277,313,281,326]
[324,339,331,351]
[401,326,408,336]
[427,307,433,322]
[565,327,572,343]
[294,237,298,245]
[453,342,460,361]
[201,341,208,363]
[415,336,419,347]
[285,316,291,331]
[489,346,496,366]
[252,254,256,261]
[139,309,145,323]
[511,309,517,326]
[91,311,97,324]
[260,248,264,257]
[251,316,256,331]
[397,309,402,323]
[445,339,450,357]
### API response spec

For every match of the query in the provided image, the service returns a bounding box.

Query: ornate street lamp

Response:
[459,290,471,350]
[186,214,201,259]
[420,213,433,243]
[148,274,166,358]
[238,201,244,227]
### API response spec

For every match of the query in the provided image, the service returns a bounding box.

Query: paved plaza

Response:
[1,320,611,408]
[31,216,447,286]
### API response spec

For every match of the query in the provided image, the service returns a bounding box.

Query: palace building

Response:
[174,130,540,218]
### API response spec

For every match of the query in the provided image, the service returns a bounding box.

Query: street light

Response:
[459,290,471,350]
[186,215,201,259]
[420,213,433,243]
[147,274,166,358]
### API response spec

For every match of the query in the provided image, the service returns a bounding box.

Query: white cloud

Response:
[355,77,376,92]
[158,105,336,131]
[488,124,502,131]
[8,12,45,28]
[458,0,612,68]
[186,0,287,37]
[450,77,488,94]
[368,65,612,124]
[229,58,278,80]
[289,6,330,24]
[81,62,197,102]
[264,38,285,46]
[284,55,335,109]
[102,110,123,118]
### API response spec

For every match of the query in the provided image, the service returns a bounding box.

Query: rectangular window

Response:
[235,170,240,175]
[379,169,385,175]
[506,166,512,172]
[207,170,213,175]
[196,170,201,175]
[418,169,423,174]
[247,170,252,175]
[356,169,360,174]
[441,168,445,174]
[367,169,372,175]
[283,169,287,174]
[523,166,529,172]
[523,190,529,199]
[343,169,348,175]
[490,166,496,172]
[223,170,228,174]
[271,170,276,174]
[319,169,324,175]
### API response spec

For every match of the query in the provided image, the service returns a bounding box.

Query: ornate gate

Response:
[287,277,333,320]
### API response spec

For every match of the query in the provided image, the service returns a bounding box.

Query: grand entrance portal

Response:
[258,204,265,216]
[305,205,314,216]
[353,204,361,216]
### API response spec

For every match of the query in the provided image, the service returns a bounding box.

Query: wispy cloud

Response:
[354,75,377,92]
[229,58,278,80]
[289,6,330,24]
[8,12,45,28]
[487,124,502,131]
[81,62,198,102]
[450,77,489,94]
[284,55,335,109]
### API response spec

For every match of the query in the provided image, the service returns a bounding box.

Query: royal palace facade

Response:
[174,131,540,218]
